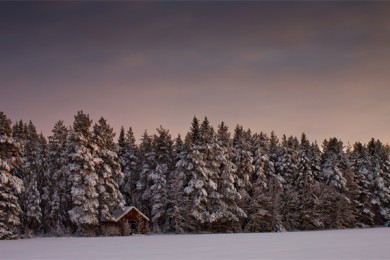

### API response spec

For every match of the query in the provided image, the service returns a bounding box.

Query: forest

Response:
[0,111,389,239]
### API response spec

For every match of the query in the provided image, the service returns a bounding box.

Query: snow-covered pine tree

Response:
[173,134,183,164]
[12,120,27,142]
[44,120,70,235]
[176,117,211,231]
[349,142,375,226]
[186,117,245,231]
[366,138,390,224]
[247,131,289,232]
[198,117,221,229]
[118,127,139,206]
[14,121,42,237]
[36,133,49,231]
[232,125,255,214]
[166,134,188,233]
[276,135,298,187]
[66,111,99,236]
[93,117,125,225]
[320,138,355,228]
[149,126,173,233]
[246,132,270,231]
[321,138,348,190]
[136,131,155,218]
[294,133,325,230]
[0,112,24,239]
[214,122,245,232]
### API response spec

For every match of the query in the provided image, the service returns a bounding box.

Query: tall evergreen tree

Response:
[366,138,390,224]
[349,142,376,226]
[36,133,49,228]
[118,127,139,205]
[166,134,187,233]
[214,122,245,232]
[176,117,212,231]
[321,138,348,190]
[136,131,155,217]
[293,133,325,230]
[45,120,70,235]
[93,117,125,223]
[149,126,173,233]
[14,121,42,237]
[66,111,99,236]
[232,125,255,215]
[0,112,24,239]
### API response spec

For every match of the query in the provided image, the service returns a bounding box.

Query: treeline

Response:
[0,111,389,239]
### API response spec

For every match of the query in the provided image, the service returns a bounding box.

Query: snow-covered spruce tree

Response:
[245,132,270,232]
[273,136,300,230]
[0,112,24,239]
[185,117,245,232]
[232,125,255,216]
[246,131,287,232]
[166,134,189,233]
[295,134,315,189]
[320,138,349,190]
[366,138,390,224]
[118,127,139,206]
[276,135,298,186]
[36,133,49,229]
[349,142,375,227]
[93,117,125,225]
[149,126,173,233]
[136,131,155,217]
[214,122,245,232]
[44,120,70,235]
[66,111,99,236]
[198,117,221,230]
[320,138,355,228]
[310,141,322,181]
[176,117,210,231]
[293,133,325,230]
[13,121,42,237]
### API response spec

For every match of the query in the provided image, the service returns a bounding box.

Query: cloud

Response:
[0,2,389,143]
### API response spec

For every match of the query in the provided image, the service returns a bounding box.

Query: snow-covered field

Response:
[0,228,388,259]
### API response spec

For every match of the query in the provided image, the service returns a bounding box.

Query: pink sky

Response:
[1,2,389,144]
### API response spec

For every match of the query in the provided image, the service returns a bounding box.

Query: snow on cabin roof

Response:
[111,206,149,222]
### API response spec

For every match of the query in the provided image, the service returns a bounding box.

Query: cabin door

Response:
[129,220,139,234]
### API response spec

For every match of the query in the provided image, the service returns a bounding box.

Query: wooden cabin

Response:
[101,206,149,236]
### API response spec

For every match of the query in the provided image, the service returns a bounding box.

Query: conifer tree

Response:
[214,122,245,231]
[348,142,377,226]
[0,112,24,239]
[119,127,139,205]
[66,111,99,236]
[136,131,155,217]
[166,134,187,233]
[14,121,42,237]
[232,125,255,214]
[149,126,173,233]
[44,120,70,235]
[321,138,348,190]
[93,117,125,223]
[36,133,49,220]
[293,133,324,230]
[176,117,210,231]
[366,138,390,224]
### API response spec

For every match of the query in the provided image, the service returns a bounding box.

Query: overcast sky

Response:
[1,2,389,145]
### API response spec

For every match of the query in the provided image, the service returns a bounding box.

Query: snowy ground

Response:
[0,228,388,259]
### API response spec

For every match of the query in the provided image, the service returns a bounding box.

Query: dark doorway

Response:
[129,220,139,235]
